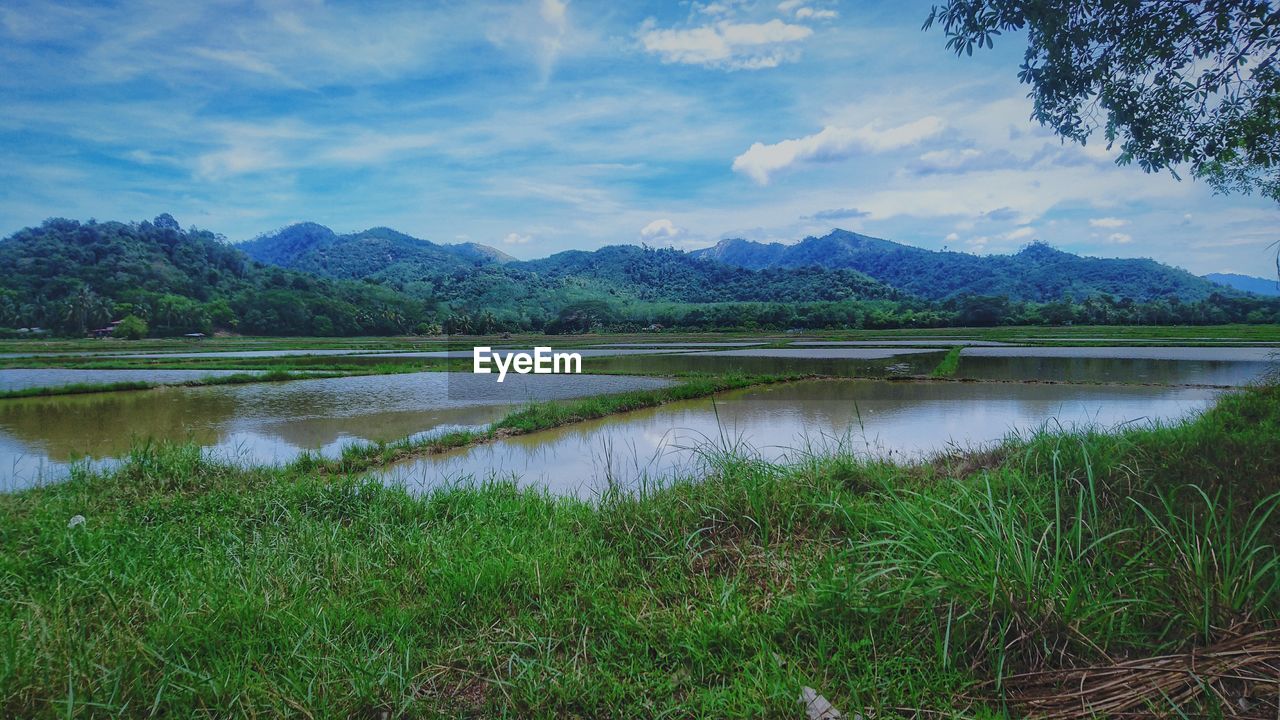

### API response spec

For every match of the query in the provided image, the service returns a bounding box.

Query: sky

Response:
[1,0,1277,276]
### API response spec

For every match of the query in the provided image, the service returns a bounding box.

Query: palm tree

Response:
[63,285,110,334]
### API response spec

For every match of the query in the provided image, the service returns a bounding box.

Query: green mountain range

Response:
[1203,273,1280,297]
[690,230,1232,302]
[238,223,516,279]
[239,223,902,306]
[0,217,432,337]
[2,216,1276,337]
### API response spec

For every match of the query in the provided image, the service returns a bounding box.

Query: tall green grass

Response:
[930,346,964,377]
[0,369,328,399]
[0,384,1276,717]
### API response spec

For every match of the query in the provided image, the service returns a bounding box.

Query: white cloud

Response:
[794,8,838,20]
[540,0,567,24]
[1108,232,1133,244]
[913,148,981,171]
[732,117,944,184]
[944,232,959,242]
[697,2,734,15]
[640,218,683,240]
[485,0,574,83]
[323,132,438,163]
[503,232,532,244]
[537,0,569,77]
[639,19,813,70]
[1005,226,1035,240]
[188,48,299,86]
[1089,217,1129,228]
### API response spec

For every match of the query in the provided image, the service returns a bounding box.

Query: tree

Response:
[61,284,111,334]
[112,314,148,340]
[924,1,1280,201]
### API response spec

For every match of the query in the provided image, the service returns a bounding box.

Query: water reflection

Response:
[588,349,945,377]
[0,372,672,489]
[958,346,1277,386]
[383,379,1220,498]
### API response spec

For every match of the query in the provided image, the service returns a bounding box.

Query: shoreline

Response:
[0,383,1275,717]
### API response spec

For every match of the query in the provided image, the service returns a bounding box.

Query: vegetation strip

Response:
[929,345,963,377]
[1,384,1276,717]
[303,372,808,474]
[0,370,336,400]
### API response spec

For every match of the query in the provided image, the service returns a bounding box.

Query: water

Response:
[788,340,1016,347]
[957,346,1276,386]
[382,379,1221,498]
[0,372,672,489]
[591,341,769,348]
[586,349,945,377]
[357,348,708,359]
[695,348,941,359]
[961,346,1278,361]
[2,343,1270,495]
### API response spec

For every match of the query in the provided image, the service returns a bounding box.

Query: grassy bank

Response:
[2,324,1278,359]
[0,385,1277,717]
[930,346,964,378]
[308,373,806,474]
[0,369,337,400]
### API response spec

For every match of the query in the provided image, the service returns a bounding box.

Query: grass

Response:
[305,372,807,474]
[0,384,1277,717]
[1,324,1277,358]
[930,346,964,377]
[0,369,334,400]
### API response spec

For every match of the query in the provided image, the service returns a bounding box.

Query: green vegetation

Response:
[0,370,333,400]
[308,373,803,474]
[691,232,1243,303]
[0,216,434,337]
[0,381,1276,718]
[5,217,1279,339]
[926,0,1280,203]
[930,346,963,377]
[111,314,147,340]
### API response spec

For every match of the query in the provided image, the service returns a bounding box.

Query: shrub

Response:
[112,314,148,339]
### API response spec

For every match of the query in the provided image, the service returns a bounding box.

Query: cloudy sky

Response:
[1,0,1276,275]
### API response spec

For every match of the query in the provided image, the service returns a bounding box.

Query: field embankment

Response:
[0,384,1277,718]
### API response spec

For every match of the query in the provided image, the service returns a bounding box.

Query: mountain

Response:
[5,216,1274,337]
[692,230,1232,303]
[242,225,901,307]
[238,223,514,280]
[0,216,431,336]
[1204,272,1280,297]
[513,245,897,303]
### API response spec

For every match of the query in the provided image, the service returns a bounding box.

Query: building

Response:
[89,320,123,338]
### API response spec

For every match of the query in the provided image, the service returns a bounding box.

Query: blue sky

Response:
[1,0,1276,276]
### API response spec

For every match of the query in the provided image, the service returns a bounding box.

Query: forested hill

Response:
[0,216,432,336]
[691,230,1233,303]
[512,245,896,303]
[1204,273,1280,297]
[238,223,515,280]
[3,216,1275,337]
[0,217,906,337]
[241,224,902,306]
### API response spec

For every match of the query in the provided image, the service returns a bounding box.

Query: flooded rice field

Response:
[956,346,1276,386]
[0,339,1274,493]
[382,379,1221,497]
[0,372,672,489]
